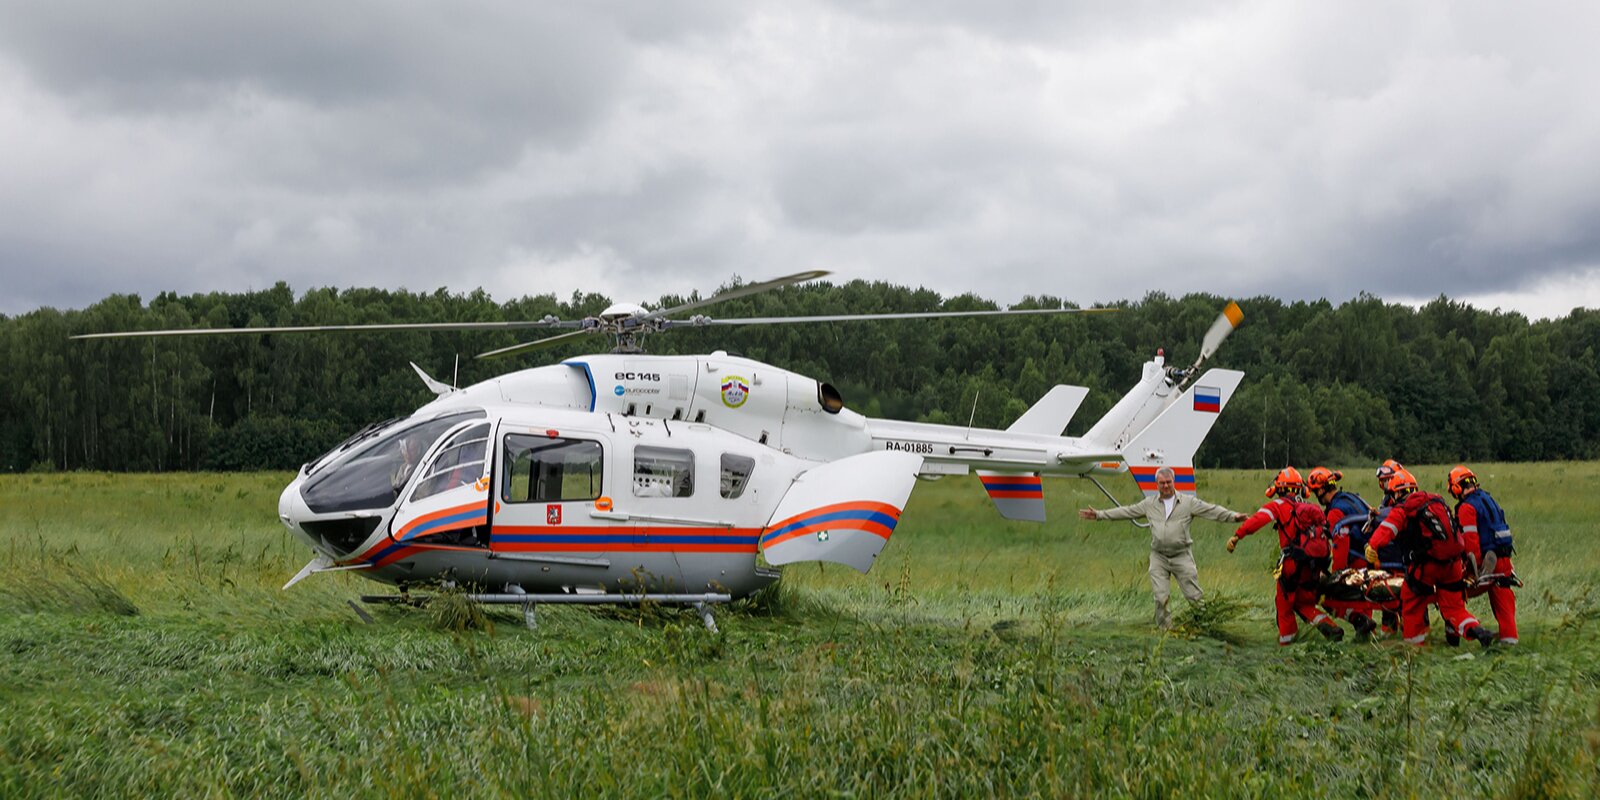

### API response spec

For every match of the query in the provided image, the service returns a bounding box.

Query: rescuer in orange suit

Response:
[1364,468,1495,648]
[1450,465,1518,644]
[1306,467,1379,639]
[1227,467,1345,644]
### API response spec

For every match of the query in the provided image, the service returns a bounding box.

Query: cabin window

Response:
[502,435,603,503]
[410,422,491,502]
[633,446,694,498]
[720,454,755,499]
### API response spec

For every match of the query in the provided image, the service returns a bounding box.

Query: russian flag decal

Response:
[1194,386,1221,413]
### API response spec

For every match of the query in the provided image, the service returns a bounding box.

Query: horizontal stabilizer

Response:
[1008,385,1089,436]
[976,471,1046,522]
[760,451,923,573]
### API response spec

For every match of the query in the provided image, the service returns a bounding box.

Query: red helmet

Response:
[1386,467,1419,495]
[1306,467,1342,492]
[1447,465,1478,498]
[1266,467,1306,498]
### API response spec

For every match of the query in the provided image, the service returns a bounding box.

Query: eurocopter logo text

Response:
[721,376,750,408]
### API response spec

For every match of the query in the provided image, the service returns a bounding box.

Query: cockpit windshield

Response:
[301,410,486,514]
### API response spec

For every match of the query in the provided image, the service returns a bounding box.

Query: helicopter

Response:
[75,271,1245,631]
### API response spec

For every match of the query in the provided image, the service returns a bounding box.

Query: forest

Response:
[1,279,1596,472]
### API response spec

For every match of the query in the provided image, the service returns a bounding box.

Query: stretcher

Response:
[1319,568,1404,608]
[1320,567,1523,606]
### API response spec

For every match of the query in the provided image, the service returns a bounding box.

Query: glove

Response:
[1364,545,1380,566]
[1226,536,1238,553]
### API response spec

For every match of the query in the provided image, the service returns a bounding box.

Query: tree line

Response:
[2,280,1596,473]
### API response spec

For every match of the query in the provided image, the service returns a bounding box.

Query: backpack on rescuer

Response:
[1458,488,1514,557]
[1398,491,1463,563]
[1328,491,1371,536]
[1278,500,1332,561]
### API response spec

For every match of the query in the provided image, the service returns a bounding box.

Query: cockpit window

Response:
[301,410,486,514]
[304,416,404,476]
[410,422,491,502]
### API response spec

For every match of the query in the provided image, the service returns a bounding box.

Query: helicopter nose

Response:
[278,476,320,551]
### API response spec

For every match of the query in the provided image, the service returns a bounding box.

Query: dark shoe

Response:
[1471,626,1496,649]
[1445,631,1461,647]
[1350,614,1377,642]
[1318,621,1345,642]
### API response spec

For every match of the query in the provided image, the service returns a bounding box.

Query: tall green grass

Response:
[1,466,1597,797]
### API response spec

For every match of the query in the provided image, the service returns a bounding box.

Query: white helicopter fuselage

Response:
[278,350,1243,599]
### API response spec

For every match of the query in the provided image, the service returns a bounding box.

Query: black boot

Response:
[1470,626,1496,649]
[1318,620,1345,642]
[1350,613,1377,642]
[1446,630,1461,647]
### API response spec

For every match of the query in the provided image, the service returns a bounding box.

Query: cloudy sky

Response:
[2,1,1597,319]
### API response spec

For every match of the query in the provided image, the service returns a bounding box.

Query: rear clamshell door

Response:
[388,419,494,545]
[759,451,923,573]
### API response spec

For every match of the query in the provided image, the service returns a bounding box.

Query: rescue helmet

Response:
[1375,459,1402,494]
[1447,465,1479,498]
[1386,467,1419,496]
[1266,466,1306,498]
[1306,467,1342,493]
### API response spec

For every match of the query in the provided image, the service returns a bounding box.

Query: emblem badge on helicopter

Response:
[720,376,750,408]
[73,271,1245,631]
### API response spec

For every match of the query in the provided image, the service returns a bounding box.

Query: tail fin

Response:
[1083,355,1176,450]
[1120,369,1244,496]
[1007,385,1089,435]
[976,471,1046,521]
[975,386,1087,522]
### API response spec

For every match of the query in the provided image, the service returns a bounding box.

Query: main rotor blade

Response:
[675,306,1119,326]
[71,319,578,340]
[645,269,831,320]
[475,328,595,360]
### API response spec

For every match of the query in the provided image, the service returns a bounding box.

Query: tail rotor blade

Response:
[1192,301,1243,370]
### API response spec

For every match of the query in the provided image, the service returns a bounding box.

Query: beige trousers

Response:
[1150,549,1203,629]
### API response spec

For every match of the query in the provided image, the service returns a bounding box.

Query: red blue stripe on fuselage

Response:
[491,525,760,553]
[759,501,902,549]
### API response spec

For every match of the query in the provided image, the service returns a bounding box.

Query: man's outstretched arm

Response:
[1081,501,1148,521]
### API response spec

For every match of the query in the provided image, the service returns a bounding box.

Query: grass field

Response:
[2,464,1599,797]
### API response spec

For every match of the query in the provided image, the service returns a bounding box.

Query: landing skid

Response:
[359,591,732,632]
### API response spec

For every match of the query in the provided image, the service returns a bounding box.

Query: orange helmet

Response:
[1266,467,1306,498]
[1386,467,1419,495]
[1447,465,1478,498]
[1306,467,1342,492]
[1375,459,1402,488]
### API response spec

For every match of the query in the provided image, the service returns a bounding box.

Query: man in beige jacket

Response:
[1079,467,1247,629]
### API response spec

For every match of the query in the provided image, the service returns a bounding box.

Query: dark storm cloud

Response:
[0,2,659,185]
[0,2,1597,319]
